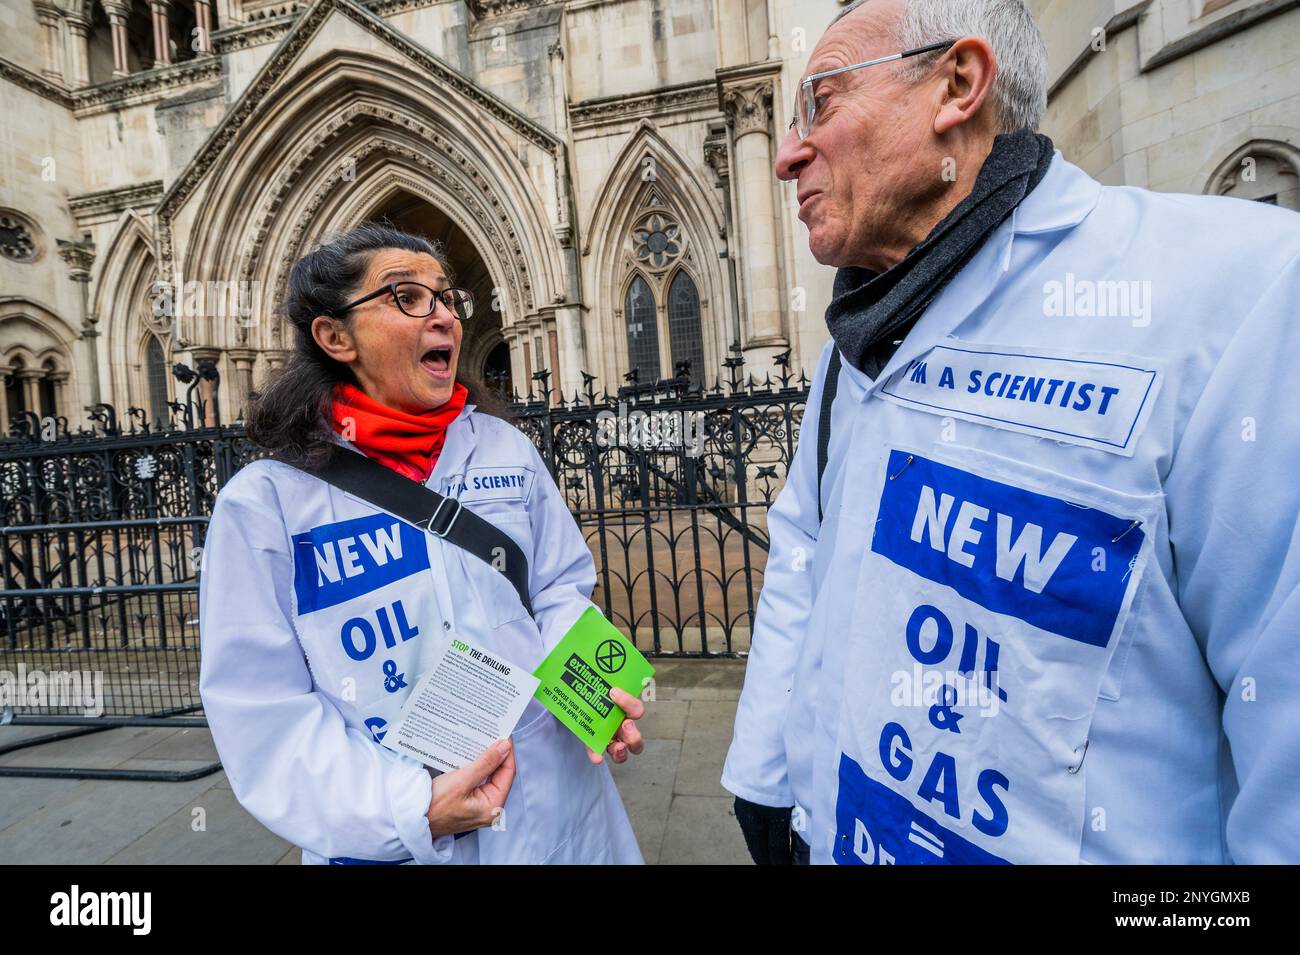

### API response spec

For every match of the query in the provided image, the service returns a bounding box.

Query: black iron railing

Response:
[0,356,809,775]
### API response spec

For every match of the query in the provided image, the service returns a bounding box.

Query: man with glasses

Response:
[723,0,1300,865]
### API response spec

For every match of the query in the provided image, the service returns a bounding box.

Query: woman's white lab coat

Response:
[198,404,643,864]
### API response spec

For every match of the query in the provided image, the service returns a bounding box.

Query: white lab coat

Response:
[723,152,1300,864]
[199,405,643,864]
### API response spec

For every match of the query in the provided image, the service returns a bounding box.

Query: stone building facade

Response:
[1,0,1296,430]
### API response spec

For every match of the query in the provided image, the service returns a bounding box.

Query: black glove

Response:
[733,796,794,865]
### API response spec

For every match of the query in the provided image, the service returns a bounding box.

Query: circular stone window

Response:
[0,211,40,263]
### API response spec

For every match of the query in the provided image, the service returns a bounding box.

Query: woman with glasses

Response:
[198,222,645,864]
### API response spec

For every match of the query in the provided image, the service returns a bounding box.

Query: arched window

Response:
[1207,141,1300,211]
[624,275,660,386]
[146,336,170,427]
[667,271,705,390]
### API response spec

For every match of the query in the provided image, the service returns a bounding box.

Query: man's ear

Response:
[310,315,357,365]
[933,36,998,136]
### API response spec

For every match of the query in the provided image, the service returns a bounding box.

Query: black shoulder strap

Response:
[308,445,533,617]
[816,347,842,525]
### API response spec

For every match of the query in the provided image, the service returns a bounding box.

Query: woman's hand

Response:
[587,687,646,765]
[426,738,516,838]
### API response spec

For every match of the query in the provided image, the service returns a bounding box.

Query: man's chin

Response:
[808,229,847,268]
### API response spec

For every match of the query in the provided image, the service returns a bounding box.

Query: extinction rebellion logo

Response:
[594,639,627,674]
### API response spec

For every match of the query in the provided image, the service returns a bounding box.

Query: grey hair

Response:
[832,0,1048,133]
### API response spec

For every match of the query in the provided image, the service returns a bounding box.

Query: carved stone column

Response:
[32,0,64,82]
[721,74,788,373]
[0,366,11,434]
[194,0,214,54]
[227,347,257,420]
[57,238,99,407]
[704,124,744,360]
[18,370,43,419]
[49,370,70,420]
[150,0,173,69]
[64,8,92,87]
[261,350,287,377]
[102,0,133,77]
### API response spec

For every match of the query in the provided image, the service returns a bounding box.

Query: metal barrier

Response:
[0,358,809,779]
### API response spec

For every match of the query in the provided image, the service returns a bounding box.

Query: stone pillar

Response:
[227,347,257,419]
[18,370,43,419]
[49,371,70,419]
[33,1,64,82]
[508,337,525,401]
[57,239,99,407]
[150,0,172,69]
[194,0,214,54]
[554,305,586,401]
[0,366,11,435]
[723,78,788,375]
[704,125,745,361]
[262,350,287,375]
[102,0,132,77]
[64,10,91,87]
[519,331,534,398]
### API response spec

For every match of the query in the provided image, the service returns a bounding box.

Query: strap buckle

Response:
[425,496,463,538]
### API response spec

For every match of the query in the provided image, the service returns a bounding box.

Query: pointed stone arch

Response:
[585,121,729,387]
[172,62,556,327]
[153,3,569,418]
[93,209,167,414]
[247,115,539,338]
[1204,137,1300,211]
[156,36,564,336]
[0,297,79,427]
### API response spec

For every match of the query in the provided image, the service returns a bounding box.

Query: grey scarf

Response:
[825,129,1056,379]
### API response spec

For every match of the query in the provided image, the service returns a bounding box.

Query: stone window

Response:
[667,271,705,390]
[146,335,171,428]
[632,212,684,272]
[1208,141,1300,212]
[624,274,660,386]
[0,213,39,263]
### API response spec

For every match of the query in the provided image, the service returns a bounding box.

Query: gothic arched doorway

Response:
[367,191,505,389]
[483,341,513,401]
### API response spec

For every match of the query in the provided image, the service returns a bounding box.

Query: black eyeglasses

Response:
[334,282,475,321]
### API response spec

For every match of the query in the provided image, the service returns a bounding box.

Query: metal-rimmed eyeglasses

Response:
[790,40,957,140]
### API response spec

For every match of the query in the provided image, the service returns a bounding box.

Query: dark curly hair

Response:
[245,222,506,468]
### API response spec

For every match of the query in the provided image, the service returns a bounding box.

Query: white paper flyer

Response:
[381,635,539,772]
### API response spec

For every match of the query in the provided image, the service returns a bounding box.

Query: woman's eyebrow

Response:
[376,267,448,288]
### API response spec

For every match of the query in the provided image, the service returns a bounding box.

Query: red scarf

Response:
[329,381,469,483]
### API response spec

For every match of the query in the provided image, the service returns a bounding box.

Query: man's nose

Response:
[774,124,813,181]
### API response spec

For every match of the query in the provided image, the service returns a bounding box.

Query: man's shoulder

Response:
[1095,181,1300,268]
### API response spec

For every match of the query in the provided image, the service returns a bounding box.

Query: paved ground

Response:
[0,658,750,865]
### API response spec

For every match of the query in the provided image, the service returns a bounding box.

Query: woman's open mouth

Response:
[420,347,453,379]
